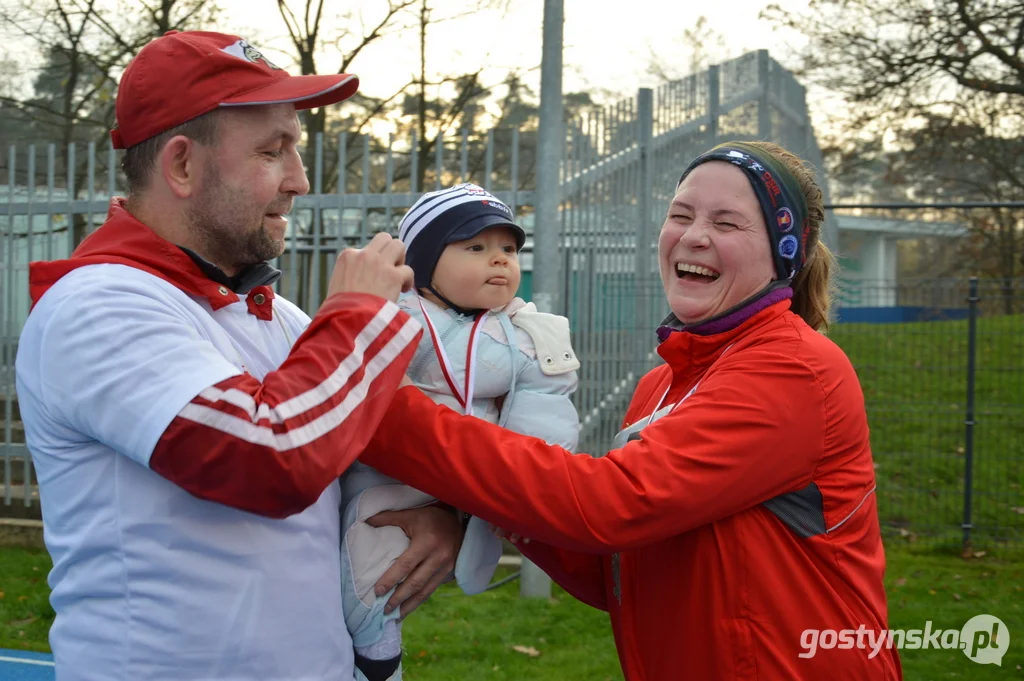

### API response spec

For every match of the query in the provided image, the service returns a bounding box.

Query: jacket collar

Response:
[29,198,281,319]
[656,297,793,370]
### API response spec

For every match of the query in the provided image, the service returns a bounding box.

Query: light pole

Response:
[519,0,564,599]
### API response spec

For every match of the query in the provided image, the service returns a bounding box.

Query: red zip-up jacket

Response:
[361,299,902,680]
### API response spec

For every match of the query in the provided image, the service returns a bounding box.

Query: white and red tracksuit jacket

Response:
[16,198,422,681]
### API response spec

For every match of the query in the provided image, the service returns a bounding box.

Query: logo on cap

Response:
[221,39,281,70]
[778,235,799,260]
[461,183,489,196]
[484,200,512,216]
[776,207,795,232]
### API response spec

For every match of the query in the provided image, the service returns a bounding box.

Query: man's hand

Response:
[366,505,464,619]
[326,232,415,302]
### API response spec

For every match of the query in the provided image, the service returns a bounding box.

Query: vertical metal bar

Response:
[87,142,96,235]
[27,145,35,265]
[22,146,35,504]
[337,133,348,194]
[409,130,419,195]
[580,117,596,426]
[47,145,55,260]
[108,141,116,198]
[67,143,76,253]
[707,65,720,145]
[459,127,469,183]
[3,146,15,506]
[361,134,370,244]
[962,277,979,551]
[484,130,494,192]
[434,131,444,190]
[757,49,771,140]
[335,132,348,263]
[521,0,564,600]
[385,133,395,230]
[311,132,324,309]
[510,128,520,215]
[595,110,609,449]
[636,89,655,364]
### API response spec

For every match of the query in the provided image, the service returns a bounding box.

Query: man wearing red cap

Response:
[16,30,463,681]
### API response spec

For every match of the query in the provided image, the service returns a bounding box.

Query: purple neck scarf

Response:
[657,284,793,341]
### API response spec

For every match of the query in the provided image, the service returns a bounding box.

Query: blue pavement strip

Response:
[0,649,55,681]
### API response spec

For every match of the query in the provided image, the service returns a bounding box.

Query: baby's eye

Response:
[467,244,485,252]
[503,245,516,253]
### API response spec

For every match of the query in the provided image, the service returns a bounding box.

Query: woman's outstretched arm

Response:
[360,348,826,553]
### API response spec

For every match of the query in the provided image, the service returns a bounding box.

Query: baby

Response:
[340,183,581,681]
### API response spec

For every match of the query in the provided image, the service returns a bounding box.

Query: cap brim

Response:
[447,214,526,249]
[220,74,360,110]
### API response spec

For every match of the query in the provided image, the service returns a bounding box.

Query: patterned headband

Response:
[676,142,810,281]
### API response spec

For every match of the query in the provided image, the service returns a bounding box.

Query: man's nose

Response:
[281,148,311,196]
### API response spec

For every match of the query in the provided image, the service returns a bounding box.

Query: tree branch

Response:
[955,0,1024,78]
[338,0,417,74]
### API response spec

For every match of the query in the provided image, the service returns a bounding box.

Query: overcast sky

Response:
[225,0,814,108]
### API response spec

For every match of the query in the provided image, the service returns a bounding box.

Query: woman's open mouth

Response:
[676,262,721,283]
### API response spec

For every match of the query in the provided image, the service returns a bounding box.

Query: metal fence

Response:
[2,49,826,520]
[14,51,1020,558]
[830,277,1024,556]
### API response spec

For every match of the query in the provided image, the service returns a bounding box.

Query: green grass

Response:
[3,546,1022,679]
[830,315,1024,556]
[0,546,53,651]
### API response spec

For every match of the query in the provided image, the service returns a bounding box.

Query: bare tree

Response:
[645,15,729,83]
[763,0,1023,127]
[277,0,417,166]
[766,0,1024,291]
[0,0,220,243]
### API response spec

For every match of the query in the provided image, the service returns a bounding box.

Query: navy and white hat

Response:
[398,183,526,289]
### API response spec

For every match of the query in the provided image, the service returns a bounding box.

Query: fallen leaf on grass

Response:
[1013,507,1024,515]
[929,589,937,595]
[513,645,542,657]
[0,591,5,599]
[9,617,37,627]
[417,650,428,659]
[973,551,987,558]
[895,578,907,587]
[953,593,961,601]
[17,595,27,602]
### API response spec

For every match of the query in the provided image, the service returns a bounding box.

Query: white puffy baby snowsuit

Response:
[340,292,580,653]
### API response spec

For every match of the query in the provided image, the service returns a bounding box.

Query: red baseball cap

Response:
[110,30,360,149]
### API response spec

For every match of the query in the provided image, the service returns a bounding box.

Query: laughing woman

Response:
[360,141,903,681]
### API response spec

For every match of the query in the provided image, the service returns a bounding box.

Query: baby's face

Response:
[431,226,521,311]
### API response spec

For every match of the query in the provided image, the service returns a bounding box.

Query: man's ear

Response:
[160,136,201,199]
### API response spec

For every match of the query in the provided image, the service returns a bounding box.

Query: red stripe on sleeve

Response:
[150,293,421,518]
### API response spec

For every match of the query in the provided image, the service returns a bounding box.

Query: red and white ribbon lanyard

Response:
[645,343,735,428]
[417,297,487,416]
